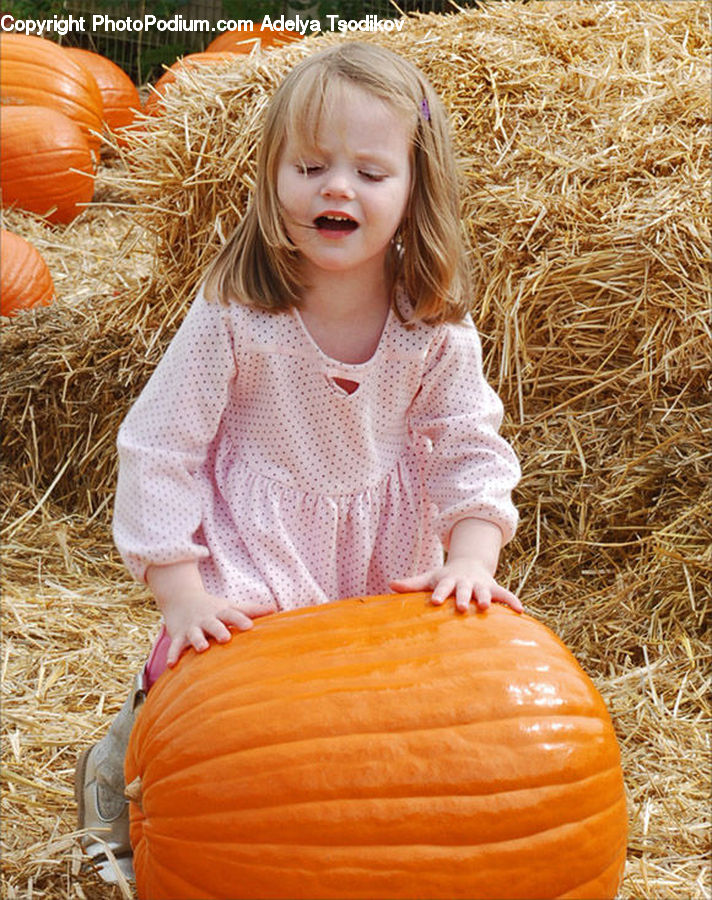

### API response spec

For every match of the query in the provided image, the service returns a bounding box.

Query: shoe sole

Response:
[74,746,91,830]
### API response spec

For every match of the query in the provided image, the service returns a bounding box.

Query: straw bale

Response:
[1,2,710,897]
[2,1,709,517]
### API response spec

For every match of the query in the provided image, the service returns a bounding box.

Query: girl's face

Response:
[276,82,413,282]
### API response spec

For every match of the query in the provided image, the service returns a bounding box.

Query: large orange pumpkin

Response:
[0,229,55,316]
[1,105,94,223]
[126,594,627,900]
[65,47,140,137]
[144,52,241,115]
[205,22,302,54]
[0,33,103,161]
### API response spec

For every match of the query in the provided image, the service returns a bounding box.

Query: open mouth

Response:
[314,214,359,233]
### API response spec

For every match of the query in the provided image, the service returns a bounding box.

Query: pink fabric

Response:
[144,625,170,688]
[114,287,520,640]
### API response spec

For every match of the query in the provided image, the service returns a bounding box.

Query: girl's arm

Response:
[390,517,522,613]
[406,319,520,558]
[394,319,521,614]
[113,289,239,585]
[146,561,255,667]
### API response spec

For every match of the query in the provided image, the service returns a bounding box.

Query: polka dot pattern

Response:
[113,288,520,613]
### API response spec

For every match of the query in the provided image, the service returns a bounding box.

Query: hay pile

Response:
[1,2,710,897]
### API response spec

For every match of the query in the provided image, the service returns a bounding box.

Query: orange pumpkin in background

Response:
[144,51,241,115]
[1,105,95,224]
[126,593,628,900]
[0,33,103,162]
[205,22,303,54]
[65,47,141,138]
[0,229,55,316]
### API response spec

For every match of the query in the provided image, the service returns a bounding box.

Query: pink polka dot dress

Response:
[113,287,520,616]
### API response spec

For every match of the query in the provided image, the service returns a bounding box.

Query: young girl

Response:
[76,41,521,882]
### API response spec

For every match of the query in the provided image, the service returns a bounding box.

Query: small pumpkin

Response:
[144,52,240,115]
[205,22,302,54]
[0,33,103,162]
[65,47,140,139]
[0,229,55,316]
[126,593,627,900]
[1,105,95,224]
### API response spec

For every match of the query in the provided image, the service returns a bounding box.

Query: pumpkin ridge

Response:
[146,768,625,849]
[136,814,627,899]
[148,625,592,697]
[3,173,93,194]
[150,667,607,727]
[149,763,625,817]
[154,653,594,700]
[229,638,578,678]
[2,184,91,212]
[143,800,626,849]
[175,812,625,852]
[3,180,92,201]
[140,703,612,766]
[228,624,581,660]
[138,853,209,900]
[556,849,628,900]
[139,676,612,765]
[143,717,620,808]
[3,146,92,163]
[5,166,93,189]
[140,659,595,729]
[2,80,101,122]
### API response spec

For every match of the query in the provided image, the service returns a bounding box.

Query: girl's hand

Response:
[390,558,523,614]
[146,560,260,667]
[390,517,523,614]
[158,591,256,667]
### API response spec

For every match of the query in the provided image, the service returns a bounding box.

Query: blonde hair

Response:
[203,42,470,324]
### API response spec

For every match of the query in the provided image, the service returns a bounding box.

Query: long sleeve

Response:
[408,317,520,549]
[112,289,237,582]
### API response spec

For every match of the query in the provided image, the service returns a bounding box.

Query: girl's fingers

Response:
[455,581,475,612]
[200,610,254,647]
[390,573,433,593]
[220,607,254,632]
[188,626,210,653]
[472,585,492,611]
[431,577,456,606]
[235,598,271,619]
[205,617,233,644]
[167,635,189,667]
[166,609,255,668]
[492,585,524,613]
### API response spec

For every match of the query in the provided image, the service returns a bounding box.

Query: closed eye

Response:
[298,163,323,176]
[359,171,387,182]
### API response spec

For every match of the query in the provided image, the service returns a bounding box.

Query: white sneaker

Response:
[74,743,134,883]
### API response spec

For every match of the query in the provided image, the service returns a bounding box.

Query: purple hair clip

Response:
[419,98,431,122]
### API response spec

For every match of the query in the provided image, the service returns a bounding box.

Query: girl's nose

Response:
[320,173,355,200]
